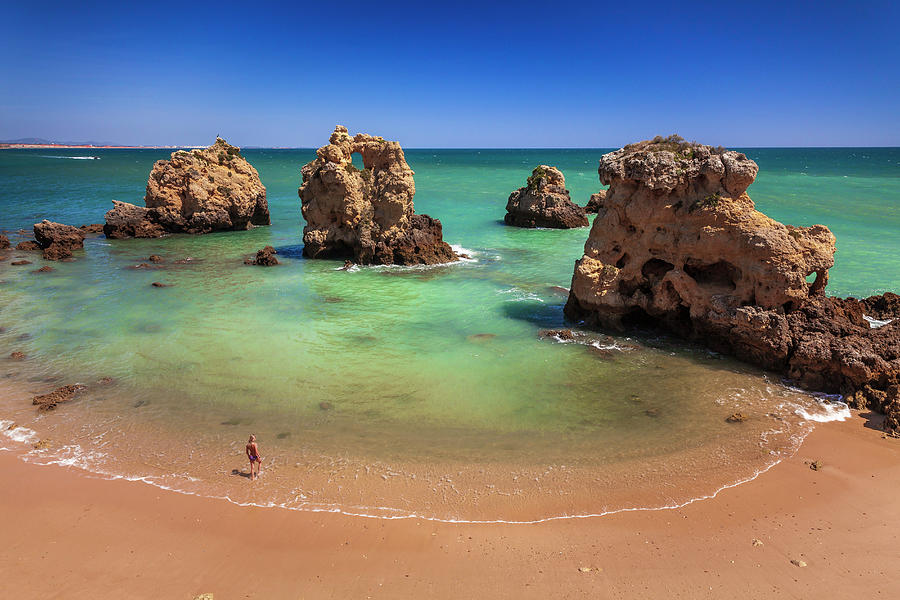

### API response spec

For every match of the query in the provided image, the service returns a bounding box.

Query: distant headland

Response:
[0,137,205,150]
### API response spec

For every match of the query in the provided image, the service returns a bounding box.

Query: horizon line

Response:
[3,144,899,151]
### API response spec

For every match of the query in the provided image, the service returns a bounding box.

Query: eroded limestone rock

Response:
[104,139,269,239]
[34,220,86,260]
[565,135,900,431]
[299,126,457,265]
[16,240,41,252]
[505,166,588,228]
[584,190,607,214]
[244,245,279,266]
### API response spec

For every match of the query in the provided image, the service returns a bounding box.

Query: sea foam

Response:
[863,315,894,329]
[0,419,37,448]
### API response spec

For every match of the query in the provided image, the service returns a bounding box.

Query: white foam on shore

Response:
[0,419,37,449]
[864,315,894,329]
[3,423,810,526]
[85,445,799,525]
[794,400,851,423]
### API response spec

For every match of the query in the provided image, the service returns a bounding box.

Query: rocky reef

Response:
[584,190,607,214]
[298,126,457,265]
[33,220,86,260]
[244,245,279,266]
[104,138,269,239]
[504,166,588,228]
[31,384,85,411]
[564,135,900,431]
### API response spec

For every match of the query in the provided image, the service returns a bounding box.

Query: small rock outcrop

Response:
[584,190,607,214]
[31,384,85,411]
[504,166,588,228]
[104,138,269,239]
[0,235,9,249]
[565,135,900,431]
[34,220,86,260]
[244,245,279,266]
[15,240,41,252]
[299,126,457,265]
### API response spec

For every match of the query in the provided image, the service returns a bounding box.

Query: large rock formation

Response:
[104,138,269,239]
[34,220,86,260]
[564,135,900,431]
[504,166,588,228]
[298,126,457,265]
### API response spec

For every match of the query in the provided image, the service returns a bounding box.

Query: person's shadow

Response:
[231,469,252,479]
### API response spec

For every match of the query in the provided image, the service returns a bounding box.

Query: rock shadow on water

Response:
[501,300,566,328]
[274,244,304,260]
[377,264,456,281]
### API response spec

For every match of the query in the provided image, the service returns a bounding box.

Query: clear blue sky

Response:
[1,0,897,147]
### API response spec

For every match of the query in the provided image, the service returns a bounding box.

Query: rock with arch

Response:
[564,136,900,431]
[298,126,457,265]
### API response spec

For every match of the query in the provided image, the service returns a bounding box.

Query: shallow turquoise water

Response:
[0,147,894,520]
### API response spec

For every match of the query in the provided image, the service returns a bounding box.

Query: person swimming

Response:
[246,434,263,481]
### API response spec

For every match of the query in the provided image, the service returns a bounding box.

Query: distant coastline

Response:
[0,143,206,150]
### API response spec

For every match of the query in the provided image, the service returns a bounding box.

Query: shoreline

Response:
[0,362,842,524]
[3,415,899,598]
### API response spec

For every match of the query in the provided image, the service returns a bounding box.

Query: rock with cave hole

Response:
[564,135,900,432]
[298,126,457,265]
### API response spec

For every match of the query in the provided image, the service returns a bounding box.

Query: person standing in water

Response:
[246,434,263,480]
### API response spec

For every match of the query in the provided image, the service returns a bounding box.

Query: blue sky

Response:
[1,0,897,147]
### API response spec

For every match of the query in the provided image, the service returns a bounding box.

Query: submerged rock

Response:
[148,254,163,262]
[34,220,86,260]
[31,384,85,411]
[10,260,32,266]
[79,223,105,234]
[151,281,173,288]
[103,138,269,239]
[299,126,457,265]
[244,245,279,266]
[15,240,41,252]
[565,135,900,432]
[584,190,607,214]
[504,166,588,228]
[32,266,55,274]
[10,351,26,360]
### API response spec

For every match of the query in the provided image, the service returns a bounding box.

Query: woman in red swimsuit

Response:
[246,434,263,480]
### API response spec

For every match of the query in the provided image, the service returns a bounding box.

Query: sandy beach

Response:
[1,413,897,599]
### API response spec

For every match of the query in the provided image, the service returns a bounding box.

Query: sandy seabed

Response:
[1,413,899,599]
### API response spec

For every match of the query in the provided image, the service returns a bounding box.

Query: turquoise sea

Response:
[0,147,897,521]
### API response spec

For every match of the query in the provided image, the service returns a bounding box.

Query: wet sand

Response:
[2,414,898,599]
